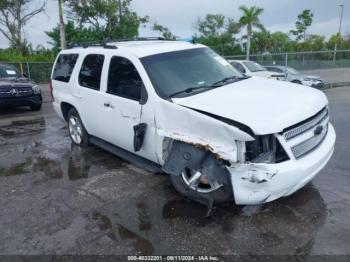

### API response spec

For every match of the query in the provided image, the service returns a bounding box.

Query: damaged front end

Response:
[155,98,335,207]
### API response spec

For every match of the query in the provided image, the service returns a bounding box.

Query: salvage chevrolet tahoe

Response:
[51,39,336,207]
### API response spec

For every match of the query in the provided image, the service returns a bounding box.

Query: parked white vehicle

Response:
[51,39,335,209]
[229,60,285,81]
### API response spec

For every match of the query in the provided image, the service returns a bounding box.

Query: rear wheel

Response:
[169,163,233,205]
[67,108,89,146]
[30,104,42,111]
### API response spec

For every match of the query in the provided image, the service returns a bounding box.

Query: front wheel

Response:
[67,108,89,146]
[169,164,233,205]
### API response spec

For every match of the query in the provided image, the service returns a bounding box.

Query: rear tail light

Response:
[49,79,54,101]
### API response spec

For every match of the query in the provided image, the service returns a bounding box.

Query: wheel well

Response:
[61,102,74,121]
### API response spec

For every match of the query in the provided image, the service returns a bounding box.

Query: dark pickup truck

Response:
[0,64,42,111]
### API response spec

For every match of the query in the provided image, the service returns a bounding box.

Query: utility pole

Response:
[58,0,66,50]
[118,0,122,23]
[333,4,344,62]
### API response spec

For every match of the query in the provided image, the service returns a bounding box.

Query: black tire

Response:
[30,104,42,111]
[67,108,89,147]
[169,162,233,205]
[292,80,302,85]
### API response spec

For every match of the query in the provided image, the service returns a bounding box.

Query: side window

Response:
[53,54,78,82]
[79,54,105,90]
[107,56,143,101]
[232,62,246,73]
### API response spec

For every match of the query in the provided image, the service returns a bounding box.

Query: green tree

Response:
[0,0,46,53]
[194,14,241,55]
[152,23,176,40]
[66,0,148,40]
[46,21,104,52]
[303,34,325,51]
[327,33,345,50]
[251,29,271,54]
[290,9,314,42]
[270,31,293,53]
[237,5,264,60]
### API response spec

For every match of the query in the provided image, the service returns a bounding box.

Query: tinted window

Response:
[53,54,78,82]
[268,67,283,73]
[141,48,242,98]
[231,62,246,73]
[107,56,143,101]
[243,61,265,72]
[79,54,104,90]
[0,64,21,78]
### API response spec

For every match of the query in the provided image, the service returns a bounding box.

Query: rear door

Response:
[75,53,106,136]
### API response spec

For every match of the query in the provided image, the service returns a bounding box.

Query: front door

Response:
[99,55,144,153]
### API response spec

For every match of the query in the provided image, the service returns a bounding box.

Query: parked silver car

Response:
[265,65,324,89]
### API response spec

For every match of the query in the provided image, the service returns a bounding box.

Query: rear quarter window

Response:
[53,54,79,83]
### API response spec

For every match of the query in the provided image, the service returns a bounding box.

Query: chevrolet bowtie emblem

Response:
[314,125,323,136]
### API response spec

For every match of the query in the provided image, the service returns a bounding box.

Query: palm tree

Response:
[238,5,264,60]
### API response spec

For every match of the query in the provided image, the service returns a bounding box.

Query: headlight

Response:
[245,135,289,163]
[32,85,41,94]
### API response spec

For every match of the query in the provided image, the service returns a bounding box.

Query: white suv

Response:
[229,60,285,80]
[51,39,336,208]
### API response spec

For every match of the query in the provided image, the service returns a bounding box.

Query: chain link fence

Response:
[225,50,350,70]
[225,50,350,86]
[0,62,53,83]
[1,50,349,85]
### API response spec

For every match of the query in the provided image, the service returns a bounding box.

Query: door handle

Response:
[104,102,114,109]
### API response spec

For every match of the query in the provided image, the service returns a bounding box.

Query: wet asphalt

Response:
[0,85,349,257]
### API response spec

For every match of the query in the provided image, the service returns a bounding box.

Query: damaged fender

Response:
[153,100,254,164]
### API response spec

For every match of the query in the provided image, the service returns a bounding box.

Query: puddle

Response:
[118,224,154,255]
[92,212,116,241]
[136,201,152,231]
[162,199,213,227]
[92,211,154,255]
[0,117,46,138]
[0,162,28,176]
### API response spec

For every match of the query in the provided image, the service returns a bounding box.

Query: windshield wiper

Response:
[212,75,249,86]
[169,85,215,98]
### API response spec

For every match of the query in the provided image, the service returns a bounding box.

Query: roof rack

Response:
[67,37,169,49]
[67,40,117,49]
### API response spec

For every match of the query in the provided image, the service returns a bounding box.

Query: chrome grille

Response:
[291,123,328,159]
[283,107,328,140]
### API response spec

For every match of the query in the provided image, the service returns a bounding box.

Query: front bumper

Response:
[0,94,42,107]
[229,123,336,205]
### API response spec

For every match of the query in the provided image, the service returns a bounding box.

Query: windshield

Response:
[243,61,266,72]
[287,67,300,74]
[0,65,21,78]
[141,48,243,98]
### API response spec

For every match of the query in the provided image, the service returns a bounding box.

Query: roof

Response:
[63,40,203,58]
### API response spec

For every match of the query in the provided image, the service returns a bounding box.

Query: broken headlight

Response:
[245,135,289,163]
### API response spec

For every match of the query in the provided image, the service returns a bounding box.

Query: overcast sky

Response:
[0,0,348,49]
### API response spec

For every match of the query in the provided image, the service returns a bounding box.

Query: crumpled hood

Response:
[172,76,328,135]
